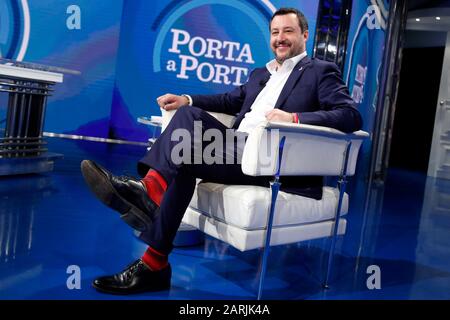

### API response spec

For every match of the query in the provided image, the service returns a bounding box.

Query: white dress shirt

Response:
[236,51,307,134]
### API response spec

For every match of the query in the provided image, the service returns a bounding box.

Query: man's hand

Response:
[265,109,295,122]
[156,94,189,111]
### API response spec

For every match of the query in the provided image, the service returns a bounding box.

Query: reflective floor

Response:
[0,137,449,300]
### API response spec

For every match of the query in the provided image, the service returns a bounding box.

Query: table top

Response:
[0,64,63,83]
[137,116,163,127]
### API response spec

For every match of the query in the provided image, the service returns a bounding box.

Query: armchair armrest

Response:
[160,108,236,132]
[241,121,369,177]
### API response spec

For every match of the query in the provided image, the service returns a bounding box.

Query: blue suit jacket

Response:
[190,57,363,199]
[191,56,362,133]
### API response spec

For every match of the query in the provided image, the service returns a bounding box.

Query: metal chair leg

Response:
[257,135,285,300]
[257,180,281,300]
[323,141,352,289]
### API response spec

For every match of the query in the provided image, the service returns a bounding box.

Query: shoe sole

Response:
[80,160,152,232]
[92,282,171,295]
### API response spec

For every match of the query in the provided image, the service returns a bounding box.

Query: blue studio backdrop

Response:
[0,0,124,138]
[0,0,389,164]
[0,0,318,142]
[343,0,390,172]
[111,0,318,141]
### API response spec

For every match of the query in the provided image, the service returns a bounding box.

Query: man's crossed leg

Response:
[81,106,270,294]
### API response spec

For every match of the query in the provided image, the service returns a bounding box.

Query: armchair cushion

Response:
[183,206,346,251]
[187,182,348,230]
[182,182,348,251]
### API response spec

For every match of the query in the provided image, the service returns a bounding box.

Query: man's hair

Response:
[270,7,309,33]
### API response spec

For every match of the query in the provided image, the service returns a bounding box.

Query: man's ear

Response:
[303,30,309,41]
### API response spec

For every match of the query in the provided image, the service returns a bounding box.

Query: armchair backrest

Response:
[242,121,369,177]
[160,109,369,177]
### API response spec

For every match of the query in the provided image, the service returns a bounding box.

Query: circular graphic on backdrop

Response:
[150,0,276,87]
[0,0,30,61]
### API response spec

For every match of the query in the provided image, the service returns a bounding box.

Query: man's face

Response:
[270,13,308,64]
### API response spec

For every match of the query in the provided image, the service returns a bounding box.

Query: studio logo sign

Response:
[152,0,275,87]
[166,28,254,86]
[0,0,29,61]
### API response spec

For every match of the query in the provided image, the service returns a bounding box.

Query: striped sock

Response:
[141,169,168,206]
[141,246,168,271]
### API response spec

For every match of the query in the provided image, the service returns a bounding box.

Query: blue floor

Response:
[0,137,449,300]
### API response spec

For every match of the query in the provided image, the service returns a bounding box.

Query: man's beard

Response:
[274,51,292,65]
[273,42,291,65]
[276,56,287,64]
[274,47,303,65]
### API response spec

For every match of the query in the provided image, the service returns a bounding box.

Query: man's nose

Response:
[276,31,287,42]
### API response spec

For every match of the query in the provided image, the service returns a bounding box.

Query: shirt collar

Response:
[266,51,308,74]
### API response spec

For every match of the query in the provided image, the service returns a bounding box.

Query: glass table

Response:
[137,116,163,151]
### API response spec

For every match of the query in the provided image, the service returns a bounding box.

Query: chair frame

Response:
[152,109,367,299]
[256,131,354,300]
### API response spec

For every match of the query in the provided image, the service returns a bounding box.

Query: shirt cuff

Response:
[181,94,193,106]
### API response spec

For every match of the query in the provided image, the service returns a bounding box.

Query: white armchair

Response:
[160,108,368,299]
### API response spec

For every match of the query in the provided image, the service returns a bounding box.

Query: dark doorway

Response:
[389,47,445,172]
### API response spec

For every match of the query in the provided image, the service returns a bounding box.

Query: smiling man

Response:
[81,7,362,294]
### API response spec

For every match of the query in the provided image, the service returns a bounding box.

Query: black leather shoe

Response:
[93,259,171,295]
[81,160,159,232]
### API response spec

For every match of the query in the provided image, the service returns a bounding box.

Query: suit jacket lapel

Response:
[250,69,271,101]
[274,56,311,109]
[242,69,271,111]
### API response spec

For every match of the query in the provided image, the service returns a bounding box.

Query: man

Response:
[81,7,362,294]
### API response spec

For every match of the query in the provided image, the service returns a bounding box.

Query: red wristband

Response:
[292,113,299,123]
